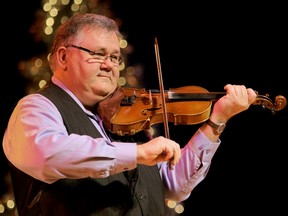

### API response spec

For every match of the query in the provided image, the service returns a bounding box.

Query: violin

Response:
[97,38,287,137]
[96,85,287,136]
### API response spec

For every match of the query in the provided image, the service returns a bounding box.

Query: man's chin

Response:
[98,88,115,98]
[94,82,118,97]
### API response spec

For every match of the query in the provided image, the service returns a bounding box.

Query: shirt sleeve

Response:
[2,94,137,184]
[159,128,221,202]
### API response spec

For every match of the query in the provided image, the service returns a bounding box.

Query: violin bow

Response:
[154,38,170,139]
[154,37,174,170]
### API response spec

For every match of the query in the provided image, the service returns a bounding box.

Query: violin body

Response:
[98,86,213,136]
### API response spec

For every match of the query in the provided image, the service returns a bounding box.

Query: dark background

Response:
[1,1,287,215]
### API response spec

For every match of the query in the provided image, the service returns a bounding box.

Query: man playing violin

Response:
[2,13,257,216]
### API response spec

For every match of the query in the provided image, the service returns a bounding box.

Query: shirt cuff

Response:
[114,141,137,173]
[188,128,221,158]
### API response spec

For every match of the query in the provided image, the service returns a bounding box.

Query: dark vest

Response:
[8,83,165,216]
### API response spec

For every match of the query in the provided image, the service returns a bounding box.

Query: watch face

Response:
[217,123,226,133]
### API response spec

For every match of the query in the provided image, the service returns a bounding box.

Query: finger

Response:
[247,88,257,104]
[161,146,175,170]
[168,143,181,170]
[168,158,175,170]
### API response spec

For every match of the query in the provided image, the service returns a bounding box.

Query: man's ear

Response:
[57,47,67,70]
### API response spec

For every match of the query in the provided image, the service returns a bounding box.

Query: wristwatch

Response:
[206,119,226,134]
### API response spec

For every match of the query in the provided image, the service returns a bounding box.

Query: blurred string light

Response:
[166,199,185,215]
[19,0,144,94]
[0,193,16,216]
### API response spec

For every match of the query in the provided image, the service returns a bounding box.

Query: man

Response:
[2,13,256,215]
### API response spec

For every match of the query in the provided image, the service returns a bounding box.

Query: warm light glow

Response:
[49,0,57,5]
[79,4,88,13]
[126,75,139,87]
[49,7,59,17]
[118,77,126,86]
[120,39,128,49]
[6,199,15,209]
[71,3,80,11]
[62,0,70,5]
[60,16,70,24]
[30,66,39,76]
[0,204,4,213]
[167,200,177,208]
[119,62,125,71]
[175,204,184,214]
[43,3,52,12]
[39,80,47,89]
[46,17,55,27]
[126,66,135,76]
[45,26,53,35]
[35,58,43,68]
[74,0,83,4]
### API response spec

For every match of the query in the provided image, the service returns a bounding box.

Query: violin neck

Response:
[167,92,226,101]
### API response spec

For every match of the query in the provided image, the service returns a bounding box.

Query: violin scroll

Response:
[253,94,287,113]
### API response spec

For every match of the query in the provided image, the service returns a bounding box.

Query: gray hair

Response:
[49,13,122,71]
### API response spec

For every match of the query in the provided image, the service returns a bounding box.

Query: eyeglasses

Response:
[66,45,123,66]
